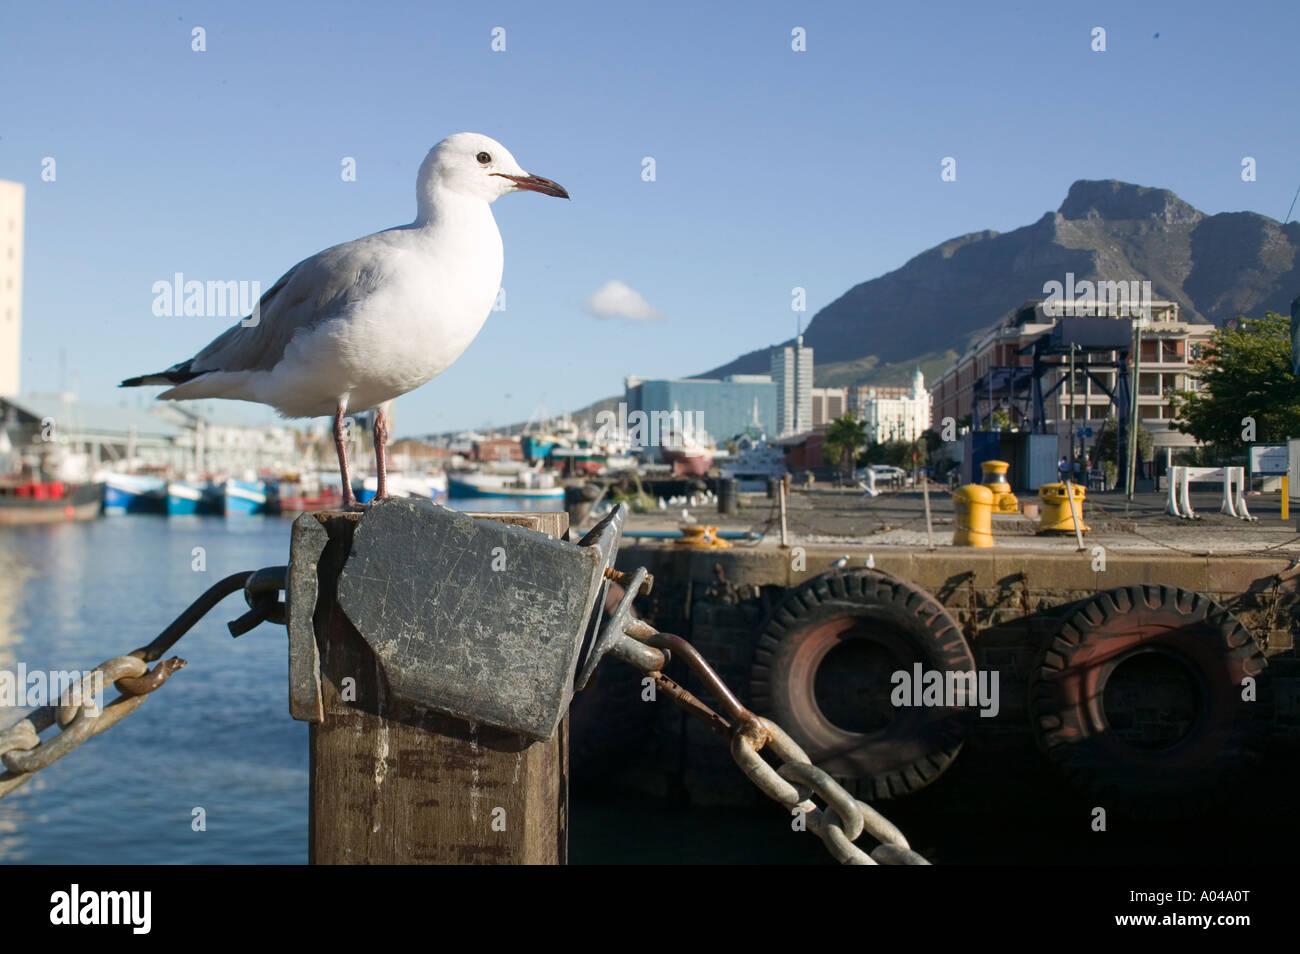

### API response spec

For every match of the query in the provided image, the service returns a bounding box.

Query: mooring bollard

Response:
[1038,481,1089,534]
[288,498,628,864]
[717,477,738,515]
[980,459,1019,513]
[952,483,994,547]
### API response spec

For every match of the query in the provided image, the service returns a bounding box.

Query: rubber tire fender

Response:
[750,567,975,801]
[1029,584,1269,806]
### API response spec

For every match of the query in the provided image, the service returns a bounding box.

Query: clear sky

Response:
[2,0,1297,435]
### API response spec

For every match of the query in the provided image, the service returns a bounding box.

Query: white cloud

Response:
[584,280,662,321]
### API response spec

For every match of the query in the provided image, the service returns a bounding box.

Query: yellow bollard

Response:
[675,524,732,548]
[981,460,1020,513]
[1284,476,1290,522]
[1038,482,1089,533]
[953,483,995,546]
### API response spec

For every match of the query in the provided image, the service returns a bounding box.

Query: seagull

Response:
[121,133,569,508]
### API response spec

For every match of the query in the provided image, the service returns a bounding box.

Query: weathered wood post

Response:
[303,508,570,864]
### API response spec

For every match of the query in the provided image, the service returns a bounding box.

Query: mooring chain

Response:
[0,568,287,801]
[616,619,930,865]
[0,654,186,799]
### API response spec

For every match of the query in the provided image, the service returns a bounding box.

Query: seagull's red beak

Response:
[493,173,570,199]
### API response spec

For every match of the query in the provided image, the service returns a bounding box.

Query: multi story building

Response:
[859,368,932,443]
[0,181,23,398]
[930,299,1213,454]
[624,374,777,443]
[810,387,848,429]
[771,336,813,436]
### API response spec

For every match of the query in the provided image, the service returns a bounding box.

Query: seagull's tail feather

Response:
[120,360,201,389]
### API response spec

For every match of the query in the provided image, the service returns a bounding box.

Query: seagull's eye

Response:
[476,152,491,165]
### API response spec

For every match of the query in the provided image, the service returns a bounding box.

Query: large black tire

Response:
[1029,584,1270,809]
[750,568,975,800]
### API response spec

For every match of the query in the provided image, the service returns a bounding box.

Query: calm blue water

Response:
[0,500,571,865]
[0,503,862,865]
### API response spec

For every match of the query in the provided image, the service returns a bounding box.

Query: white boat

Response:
[447,468,563,499]
[356,471,449,503]
[720,436,787,491]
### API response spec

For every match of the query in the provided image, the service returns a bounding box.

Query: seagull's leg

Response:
[334,403,358,510]
[373,407,389,501]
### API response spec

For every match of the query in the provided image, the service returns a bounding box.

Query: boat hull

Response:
[447,476,564,499]
[0,482,103,525]
[223,479,274,515]
[102,475,167,515]
[166,481,219,516]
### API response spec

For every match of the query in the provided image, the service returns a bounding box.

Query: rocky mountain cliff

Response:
[698,180,1300,388]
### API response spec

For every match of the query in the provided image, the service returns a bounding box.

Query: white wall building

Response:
[771,336,814,436]
[862,368,932,443]
[0,181,23,398]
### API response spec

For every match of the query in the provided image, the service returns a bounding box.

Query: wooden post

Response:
[308,510,569,864]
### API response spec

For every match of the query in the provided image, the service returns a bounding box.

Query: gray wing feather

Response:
[188,238,393,374]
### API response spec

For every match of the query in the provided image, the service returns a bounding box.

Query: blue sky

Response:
[2,0,1297,435]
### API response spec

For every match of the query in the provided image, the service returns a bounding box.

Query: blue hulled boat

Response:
[166,480,219,516]
[101,474,167,515]
[222,478,276,515]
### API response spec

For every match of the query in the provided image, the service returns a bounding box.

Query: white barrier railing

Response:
[1164,466,1254,520]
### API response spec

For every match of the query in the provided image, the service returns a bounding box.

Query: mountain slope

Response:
[697,180,1300,384]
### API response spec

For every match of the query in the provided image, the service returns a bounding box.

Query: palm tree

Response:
[824,414,868,483]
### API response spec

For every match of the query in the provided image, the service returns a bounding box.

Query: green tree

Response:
[1169,312,1300,455]
[824,414,867,481]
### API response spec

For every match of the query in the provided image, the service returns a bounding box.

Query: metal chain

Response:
[0,568,286,800]
[0,654,185,798]
[614,624,931,865]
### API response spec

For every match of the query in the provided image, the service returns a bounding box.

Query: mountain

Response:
[696,179,1300,388]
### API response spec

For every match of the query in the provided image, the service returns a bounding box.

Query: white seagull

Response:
[122,132,569,507]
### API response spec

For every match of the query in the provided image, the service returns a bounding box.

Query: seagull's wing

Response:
[187,239,391,375]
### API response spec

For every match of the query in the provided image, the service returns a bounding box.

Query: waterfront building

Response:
[930,299,1213,455]
[859,368,932,444]
[810,387,848,429]
[770,337,813,436]
[623,374,777,444]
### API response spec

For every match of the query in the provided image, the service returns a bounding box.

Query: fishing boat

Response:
[0,480,103,525]
[101,473,167,515]
[661,439,714,477]
[222,478,276,515]
[355,471,450,504]
[447,469,564,499]
[520,434,556,462]
[166,479,220,516]
[277,474,343,514]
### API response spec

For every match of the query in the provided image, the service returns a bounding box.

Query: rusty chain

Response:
[0,568,286,800]
[611,619,931,865]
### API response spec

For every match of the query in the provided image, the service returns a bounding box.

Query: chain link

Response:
[619,612,931,864]
[0,566,286,801]
[0,654,185,798]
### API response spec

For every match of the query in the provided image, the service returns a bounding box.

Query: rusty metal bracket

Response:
[290,498,638,741]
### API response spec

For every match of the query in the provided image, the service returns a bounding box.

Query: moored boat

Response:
[101,473,167,515]
[277,475,343,514]
[355,472,450,504]
[0,480,103,525]
[222,478,275,515]
[166,479,220,516]
[447,469,564,499]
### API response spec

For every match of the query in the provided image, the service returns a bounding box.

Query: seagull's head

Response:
[419,133,569,206]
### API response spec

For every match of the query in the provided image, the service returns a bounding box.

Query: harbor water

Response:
[0,505,829,864]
